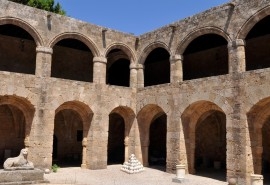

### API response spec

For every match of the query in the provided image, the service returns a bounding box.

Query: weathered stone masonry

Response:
[0,0,270,184]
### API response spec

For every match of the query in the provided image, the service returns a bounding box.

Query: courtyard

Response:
[44,165,228,185]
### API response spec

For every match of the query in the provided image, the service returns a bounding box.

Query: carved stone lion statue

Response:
[3,148,34,170]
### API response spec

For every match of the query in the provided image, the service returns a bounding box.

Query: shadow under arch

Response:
[105,44,134,87]
[236,5,270,39]
[137,104,167,169]
[105,43,136,63]
[108,106,135,164]
[138,42,171,65]
[181,100,226,180]
[54,101,93,168]
[175,26,231,55]
[0,95,35,138]
[247,97,270,176]
[49,32,100,57]
[0,17,43,46]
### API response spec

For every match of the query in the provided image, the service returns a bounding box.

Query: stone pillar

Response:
[228,39,246,74]
[24,136,30,149]
[137,64,144,88]
[129,63,138,88]
[81,137,87,169]
[124,136,129,162]
[141,140,149,167]
[35,46,53,77]
[170,55,183,83]
[93,56,107,84]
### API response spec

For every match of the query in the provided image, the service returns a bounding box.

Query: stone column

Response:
[81,137,87,169]
[124,136,129,162]
[35,46,53,77]
[141,140,149,167]
[129,63,138,88]
[93,56,107,84]
[228,39,246,74]
[137,64,144,88]
[170,55,183,83]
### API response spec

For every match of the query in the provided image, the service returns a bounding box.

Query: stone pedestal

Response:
[172,164,186,183]
[250,174,263,185]
[0,169,49,184]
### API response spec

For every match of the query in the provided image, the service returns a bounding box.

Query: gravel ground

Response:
[43,165,228,185]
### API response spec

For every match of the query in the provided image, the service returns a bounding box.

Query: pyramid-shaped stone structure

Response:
[121,154,144,174]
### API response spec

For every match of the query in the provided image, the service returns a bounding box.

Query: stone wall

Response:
[0,0,270,184]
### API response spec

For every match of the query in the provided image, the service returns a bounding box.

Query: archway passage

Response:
[148,113,167,169]
[51,38,94,82]
[195,111,226,180]
[137,104,167,170]
[53,109,83,167]
[106,49,130,87]
[144,48,170,87]
[245,16,270,71]
[0,104,25,166]
[107,113,125,164]
[183,34,228,80]
[247,97,270,178]
[0,24,36,74]
[262,120,270,181]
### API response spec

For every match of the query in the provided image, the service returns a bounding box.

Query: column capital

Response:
[228,39,246,49]
[36,46,53,54]
[93,56,107,64]
[130,63,144,69]
[170,54,183,63]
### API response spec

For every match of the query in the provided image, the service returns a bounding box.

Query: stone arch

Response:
[49,32,100,57]
[137,104,167,167]
[108,106,135,164]
[176,26,231,55]
[0,95,35,137]
[237,6,270,39]
[54,101,93,168]
[110,106,135,136]
[138,42,171,65]
[105,43,134,87]
[0,17,43,46]
[55,101,93,131]
[247,97,270,175]
[181,100,226,174]
[105,43,136,63]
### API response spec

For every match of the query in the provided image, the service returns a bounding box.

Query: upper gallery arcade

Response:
[1,0,270,184]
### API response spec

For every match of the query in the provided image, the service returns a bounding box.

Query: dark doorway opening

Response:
[0,105,25,167]
[148,114,167,170]
[107,113,125,164]
[53,109,83,167]
[195,111,226,181]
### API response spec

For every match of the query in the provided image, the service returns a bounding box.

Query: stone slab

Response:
[0,169,49,184]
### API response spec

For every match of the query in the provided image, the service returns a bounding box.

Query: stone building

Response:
[0,0,270,184]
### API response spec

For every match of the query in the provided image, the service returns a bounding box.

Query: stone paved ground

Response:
[43,165,228,185]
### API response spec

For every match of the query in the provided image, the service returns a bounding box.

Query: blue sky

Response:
[55,0,230,35]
